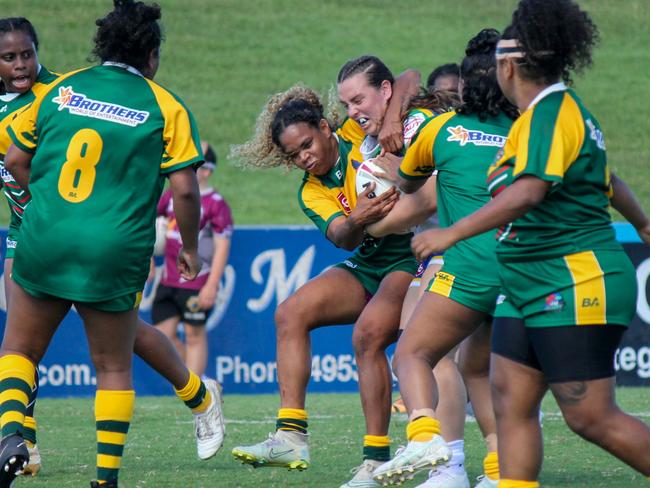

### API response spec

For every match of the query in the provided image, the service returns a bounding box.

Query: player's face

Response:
[279,121,336,176]
[338,73,392,137]
[432,74,459,93]
[0,31,39,94]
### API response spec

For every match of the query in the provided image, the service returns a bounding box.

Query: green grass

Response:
[17,389,649,487]
[3,0,650,225]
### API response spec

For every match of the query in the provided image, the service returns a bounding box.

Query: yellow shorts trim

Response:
[564,251,606,325]
[427,271,455,298]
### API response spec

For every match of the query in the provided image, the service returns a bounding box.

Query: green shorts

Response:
[497,249,636,327]
[494,293,523,319]
[20,283,143,313]
[334,254,418,295]
[426,268,501,315]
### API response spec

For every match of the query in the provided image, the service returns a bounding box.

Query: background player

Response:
[153,140,233,379]
[426,63,460,94]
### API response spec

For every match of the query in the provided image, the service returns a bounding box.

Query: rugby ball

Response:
[355,160,395,198]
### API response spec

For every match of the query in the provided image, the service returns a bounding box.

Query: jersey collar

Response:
[102,61,144,78]
[527,82,567,110]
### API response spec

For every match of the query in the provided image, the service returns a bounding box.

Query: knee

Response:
[184,326,205,344]
[458,354,489,380]
[274,300,299,337]
[562,408,607,442]
[352,321,392,358]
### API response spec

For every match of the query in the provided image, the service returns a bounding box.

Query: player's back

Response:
[10,64,200,302]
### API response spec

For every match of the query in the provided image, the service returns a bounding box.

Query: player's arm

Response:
[168,167,201,279]
[198,234,231,309]
[411,176,549,260]
[326,184,399,250]
[367,176,437,237]
[609,171,650,244]
[379,69,421,154]
[4,144,32,190]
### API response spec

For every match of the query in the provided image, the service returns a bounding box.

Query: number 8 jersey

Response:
[8,64,203,303]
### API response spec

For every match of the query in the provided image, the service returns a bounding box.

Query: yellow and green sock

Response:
[0,354,35,438]
[175,371,212,414]
[95,389,135,484]
[276,407,308,434]
[363,434,390,461]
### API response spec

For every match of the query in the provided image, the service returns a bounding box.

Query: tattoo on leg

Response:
[553,381,588,406]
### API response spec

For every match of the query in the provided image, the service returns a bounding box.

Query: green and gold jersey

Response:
[486,84,619,262]
[401,110,513,284]
[0,66,58,233]
[298,133,413,265]
[8,63,203,302]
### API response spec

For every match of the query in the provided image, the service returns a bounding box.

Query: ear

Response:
[504,58,515,80]
[319,118,332,136]
[380,79,393,101]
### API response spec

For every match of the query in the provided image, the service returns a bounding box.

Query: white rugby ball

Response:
[355,160,395,198]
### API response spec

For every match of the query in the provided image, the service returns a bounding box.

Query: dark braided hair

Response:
[503,0,599,84]
[271,98,325,148]
[0,17,38,51]
[457,28,519,122]
[91,0,163,72]
[337,55,394,88]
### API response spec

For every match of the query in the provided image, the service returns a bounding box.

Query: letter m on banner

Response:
[247,245,316,312]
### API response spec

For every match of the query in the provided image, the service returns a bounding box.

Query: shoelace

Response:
[196,406,216,438]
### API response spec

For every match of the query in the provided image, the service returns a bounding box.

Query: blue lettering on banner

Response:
[0,223,647,396]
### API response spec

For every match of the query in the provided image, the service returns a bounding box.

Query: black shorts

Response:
[151,284,212,326]
[491,317,625,383]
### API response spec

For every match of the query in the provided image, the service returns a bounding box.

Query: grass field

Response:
[3,0,650,225]
[15,389,649,487]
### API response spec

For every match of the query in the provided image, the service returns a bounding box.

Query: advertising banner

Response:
[0,223,647,397]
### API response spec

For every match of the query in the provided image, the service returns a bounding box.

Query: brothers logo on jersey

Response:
[52,86,149,127]
[446,125,506,147]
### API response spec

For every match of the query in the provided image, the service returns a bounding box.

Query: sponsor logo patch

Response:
[543,292,565,312]
[337,192,351,214]
[446,125,506,147]
[52,86,149,127]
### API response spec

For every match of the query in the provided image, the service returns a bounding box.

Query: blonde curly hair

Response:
[230,84,341,170]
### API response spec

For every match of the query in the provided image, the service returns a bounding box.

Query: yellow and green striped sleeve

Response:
[513,92,585,182]
[145,79,203,174]
[298,176,344,235]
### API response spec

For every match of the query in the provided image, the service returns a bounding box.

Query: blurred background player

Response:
[153,141,233,379]
[426,63,460,94]
[230,85,417,488]
[417,0,650,486]
[370,29,520,488]
[0,16,226,473]
[0,1,208,485]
